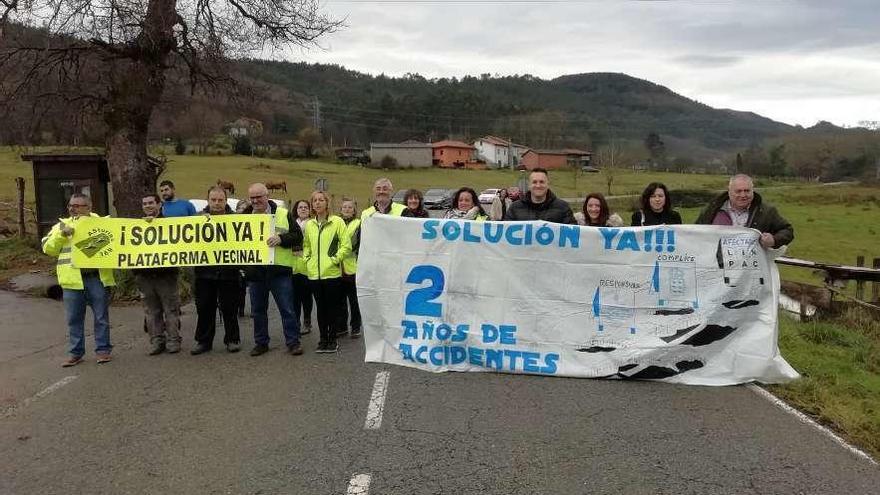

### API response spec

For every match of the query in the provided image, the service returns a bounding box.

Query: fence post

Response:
[855,256,865,301]
[15,177,26,237]
[799,291,808,321]
[873,258,880,303]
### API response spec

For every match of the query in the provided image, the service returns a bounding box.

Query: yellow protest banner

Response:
[70,214,275,269]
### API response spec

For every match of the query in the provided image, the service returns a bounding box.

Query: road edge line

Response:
[747,383,877,466]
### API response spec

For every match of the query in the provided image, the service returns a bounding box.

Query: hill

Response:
[238,60,794,159]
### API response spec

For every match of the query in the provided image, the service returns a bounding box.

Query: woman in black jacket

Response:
[191,186,243,355]
[631,182,682,226]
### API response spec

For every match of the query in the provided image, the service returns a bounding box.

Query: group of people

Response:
[43,169,793,367]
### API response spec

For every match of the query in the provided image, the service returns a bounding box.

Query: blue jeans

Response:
[63,273,111,358]
[249,273,300,347]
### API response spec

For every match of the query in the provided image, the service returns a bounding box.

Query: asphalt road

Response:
[0,289,877,495]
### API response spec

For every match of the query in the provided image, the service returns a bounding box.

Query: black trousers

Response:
[311,277,345,345]
[340,274,362,331]
[292,273,314,327]
[236,277,247,316]
[195,278,240,346]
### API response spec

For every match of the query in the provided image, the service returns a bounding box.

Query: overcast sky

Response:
[278,0,880,128]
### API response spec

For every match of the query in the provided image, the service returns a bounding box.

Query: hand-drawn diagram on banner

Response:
[358,216,799,386]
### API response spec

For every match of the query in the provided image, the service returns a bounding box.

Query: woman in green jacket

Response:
[302,191,352,353]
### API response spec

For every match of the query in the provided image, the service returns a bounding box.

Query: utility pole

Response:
[313,96,322,135]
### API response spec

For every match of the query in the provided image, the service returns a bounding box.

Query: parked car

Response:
[581,165,600,173]
[424,188,454,210]
[478,188,501,204]
[391,189,408,204]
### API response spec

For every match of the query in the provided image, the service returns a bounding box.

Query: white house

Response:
[473,135,529,168]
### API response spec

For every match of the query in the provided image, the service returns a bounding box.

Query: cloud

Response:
[674,55,742,68]
[288,1,880,126]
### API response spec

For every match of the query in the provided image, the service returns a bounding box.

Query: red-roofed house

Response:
[521,149,592,170]
[432,140,476,168]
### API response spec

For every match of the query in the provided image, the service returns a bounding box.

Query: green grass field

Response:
[3,147,878,286]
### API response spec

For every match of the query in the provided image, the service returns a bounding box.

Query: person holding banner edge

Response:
[41,193,116,367]
[303,191,352,353]
[191,187,243,355]
[696,174,794,249]
[242,183,304,356]
[503,168,576,224]
[136,193,183,355]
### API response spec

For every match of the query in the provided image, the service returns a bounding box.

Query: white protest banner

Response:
[357,216,799,386]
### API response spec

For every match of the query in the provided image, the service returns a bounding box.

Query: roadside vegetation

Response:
[772,310,880,460]
[1,146,878,459]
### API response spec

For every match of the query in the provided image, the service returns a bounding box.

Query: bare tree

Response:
[596,138,629,196]
[1,0,340,215]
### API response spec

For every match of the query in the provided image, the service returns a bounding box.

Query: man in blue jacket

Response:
[159,180,196,217]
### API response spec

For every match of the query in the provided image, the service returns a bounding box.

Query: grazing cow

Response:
[265,180,287,194]
[216,179,235,195]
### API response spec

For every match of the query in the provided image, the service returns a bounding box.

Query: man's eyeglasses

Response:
[249,195,267,201]
[68,204,89,209]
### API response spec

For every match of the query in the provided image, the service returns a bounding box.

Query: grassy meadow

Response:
[2,146,879,458]
[4,146,877,287]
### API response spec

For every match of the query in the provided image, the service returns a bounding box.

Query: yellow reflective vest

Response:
[41,213,116,290]
[273,207,296,269]
[292,219,308,276]
[361,201,405,220]
[341,218,361,275]
[302,215,352,280]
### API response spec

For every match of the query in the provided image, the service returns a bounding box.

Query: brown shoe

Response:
[287,344,303,356]
[61,356,83,368]
[96,353,112,364]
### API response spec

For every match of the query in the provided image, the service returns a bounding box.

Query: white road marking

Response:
[747,383,877,465]
[1,375,78,418]
[364,371,390,430]
[347,473,372,495]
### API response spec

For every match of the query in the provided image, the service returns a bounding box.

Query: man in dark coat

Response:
[696,174,794,249]
[503,168,576,224]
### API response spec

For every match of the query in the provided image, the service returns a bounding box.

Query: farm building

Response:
[432,140,476,167]
[521,149,592,170]
[369,142,433,168]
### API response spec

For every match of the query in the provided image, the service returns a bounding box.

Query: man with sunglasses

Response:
[240,183,303,356]
[41,193,116,367]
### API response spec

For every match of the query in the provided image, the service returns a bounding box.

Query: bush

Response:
[671,188,719,208]
[232,136,252,156]
[174,138,186,155]
[379,155,398,169]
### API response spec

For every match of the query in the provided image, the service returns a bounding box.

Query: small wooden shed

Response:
[21,153,111,238]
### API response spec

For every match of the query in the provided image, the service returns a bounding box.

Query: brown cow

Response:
[265,180,287,194]
[216,179,235,195]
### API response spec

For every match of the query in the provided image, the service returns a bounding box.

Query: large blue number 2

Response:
[404,265,445,317]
